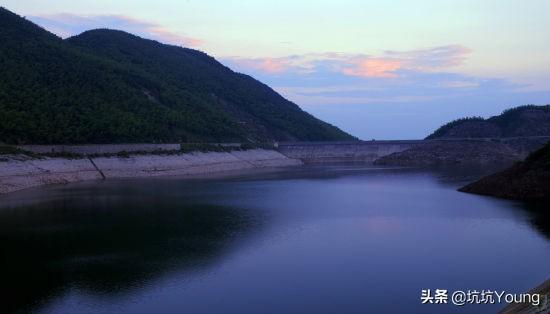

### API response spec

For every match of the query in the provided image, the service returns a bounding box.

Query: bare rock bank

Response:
[0,149,302,194]
[373,138,550,167]
[459,143,550,201]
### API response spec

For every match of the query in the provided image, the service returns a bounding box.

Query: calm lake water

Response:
[1,165,549,314]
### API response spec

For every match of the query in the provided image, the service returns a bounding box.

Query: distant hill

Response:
[374,104,550,166]
[459,143,550,201]
[0,7,354,144]
[426,105,550,139]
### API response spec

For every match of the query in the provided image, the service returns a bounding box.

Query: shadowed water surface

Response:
[1,165,549,313]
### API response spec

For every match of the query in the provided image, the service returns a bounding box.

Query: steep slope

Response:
[459,143,550,201]
[0,7,353,144]
[67,29,353,142]
[426,105,550,139]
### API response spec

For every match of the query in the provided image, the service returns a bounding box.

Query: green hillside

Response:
[0,7,354,144]
[426,105,550,139]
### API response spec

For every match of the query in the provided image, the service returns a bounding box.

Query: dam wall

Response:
[277,137,550,164]
[276,140,424,163]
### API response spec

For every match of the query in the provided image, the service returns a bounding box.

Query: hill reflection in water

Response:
[0,190,262,314]
[1,165,549,314]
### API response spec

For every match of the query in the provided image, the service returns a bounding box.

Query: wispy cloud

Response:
[341,58,402,78]
[383,45,472,71]
[224,45,471,79]
[230,57,290,73]
[222,45,526,108]
[29,14,203,47]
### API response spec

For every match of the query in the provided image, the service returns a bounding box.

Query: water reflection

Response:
[429,165,550,241]
[0,194,261,314]
[0,165,549,314]
[515,202,550,240]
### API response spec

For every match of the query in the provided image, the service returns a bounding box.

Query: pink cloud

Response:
[384,45,472,71]
[30,14,203,47]
[230,57,290,73]
[342,58,402,78]
[224,45,472,79]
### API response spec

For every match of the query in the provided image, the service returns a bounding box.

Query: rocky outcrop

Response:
[459,143,550,201]
[0,149,302,194]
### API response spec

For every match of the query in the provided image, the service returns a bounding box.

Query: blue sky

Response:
[4,0,550,139]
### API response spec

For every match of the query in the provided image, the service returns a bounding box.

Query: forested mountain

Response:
[426,105,550,139]
[0,7,354,144]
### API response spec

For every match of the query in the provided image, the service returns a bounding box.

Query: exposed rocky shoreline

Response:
[3,139,550,197]
[0,149,302,195]
[459,143,550,201]
[373,138,549,166]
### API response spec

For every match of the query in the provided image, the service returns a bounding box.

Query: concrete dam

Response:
[276,137,550,164]
[276,140,424,163]
[13,137,550,166]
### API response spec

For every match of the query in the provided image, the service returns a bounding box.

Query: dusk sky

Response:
[5,0,550,139]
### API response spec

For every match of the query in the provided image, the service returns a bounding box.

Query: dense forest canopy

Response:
[426,105,550,139]
[0,7,354,144]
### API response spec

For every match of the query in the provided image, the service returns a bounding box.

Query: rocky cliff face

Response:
[459,143,550,201]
